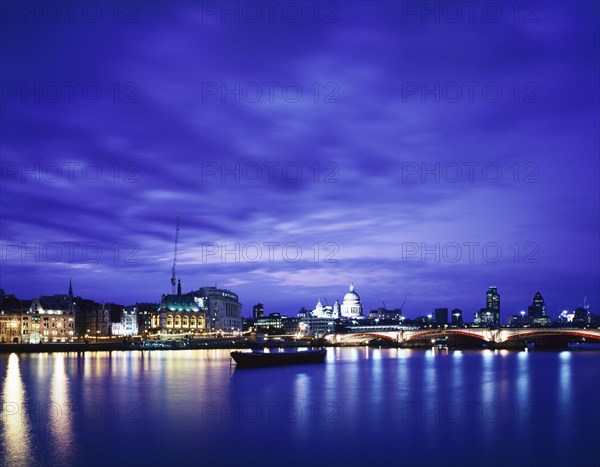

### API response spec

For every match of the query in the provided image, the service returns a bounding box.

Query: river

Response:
[1,348,598,467]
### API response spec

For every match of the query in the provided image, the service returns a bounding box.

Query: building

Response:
[308,282,363,319]
[112,308,139,336]
[451,308,463,326]
[433,308,448,325]
[368,307,403,322]
[299,317,336,337]
[200,286,242,332]
[0,313,22,343]
[253,303,264,319]
[282,317,300,335]
[150,280,242,334]
[528,292,550,325]
[0,289,29,314]
[254,313,284,334]
[0,289,28,343]
[311,298,339,319]
[86,303,111,337]
[151,280,207,335]
[75,298,116,338]
[133,303,158,336]
[573,306,588,326]
[475,286,501,326]
[28,283,77,343]
[486,286,500,315]
[341,282,363,318]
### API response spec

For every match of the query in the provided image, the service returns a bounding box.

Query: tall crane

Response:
[171,213,180,294]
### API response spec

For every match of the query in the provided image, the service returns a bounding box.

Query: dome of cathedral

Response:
[343,282,360,303]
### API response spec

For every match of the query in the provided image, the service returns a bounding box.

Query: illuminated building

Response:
[133,303,158,336]
[474,286,501,326]
[26,281,76,343]
[0,289,28,343]
[368,307,403,321]
[253,303,264,319]
[451,308,463,326]
[341,282,363,318]
[201,286,242,332]
[309,282,363,319]
[528,291,550,325]
[282,317,300,335]
[299,318,336,337]
[79,300,110,337]
[112,309,138,336]
[0,313,23,343]
[151,280,206,335]
[150,280,241,334]
[254,313,283,334]
[311,299,339,319]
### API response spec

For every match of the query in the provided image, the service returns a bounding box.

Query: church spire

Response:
[68,278,73,298]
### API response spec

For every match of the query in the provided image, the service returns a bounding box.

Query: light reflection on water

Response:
[49,355,72,465]
[0,348,598,467]
[1,354,32,467]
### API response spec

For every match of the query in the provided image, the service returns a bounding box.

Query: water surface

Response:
[1,348,598,467]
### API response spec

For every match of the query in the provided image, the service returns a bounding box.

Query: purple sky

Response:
[1,1,598,320]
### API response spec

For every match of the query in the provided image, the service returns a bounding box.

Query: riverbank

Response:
[2,340,599,353]
[0,338,329,354]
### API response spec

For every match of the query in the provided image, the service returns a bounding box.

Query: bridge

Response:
[325,328,600,348]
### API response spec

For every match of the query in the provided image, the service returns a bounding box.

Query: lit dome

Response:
[343,282,360,303]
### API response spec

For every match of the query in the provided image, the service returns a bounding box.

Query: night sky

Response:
[1,1,598,320]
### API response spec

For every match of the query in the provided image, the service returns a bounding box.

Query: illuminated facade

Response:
[201,286,243,332]
[309,283,363,319]
[311,298,340,319]
[340,282,363,318]
[151,286,206,335]
[299,317,336,337]
[0,313,22,343]
[150,280,241,334]
[475,286,500,326]
[528,291,551,325]
[26,284,77,342]
[112,309,138,336]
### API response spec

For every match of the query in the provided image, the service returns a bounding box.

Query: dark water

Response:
[1,348,599,467]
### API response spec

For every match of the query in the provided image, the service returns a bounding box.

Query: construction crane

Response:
[171,213,180,294]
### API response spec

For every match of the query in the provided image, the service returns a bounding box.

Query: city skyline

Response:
[1,3,599,467]
[0,278,592,323]
[1,1,598,322]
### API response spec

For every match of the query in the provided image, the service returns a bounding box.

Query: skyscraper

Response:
[433,308,448,325]
[476,286,500,326]
[253,303,264,319]
[486,286,500,311]
[527,292,547,325]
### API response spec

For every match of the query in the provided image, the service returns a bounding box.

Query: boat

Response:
[230,348,327,368]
